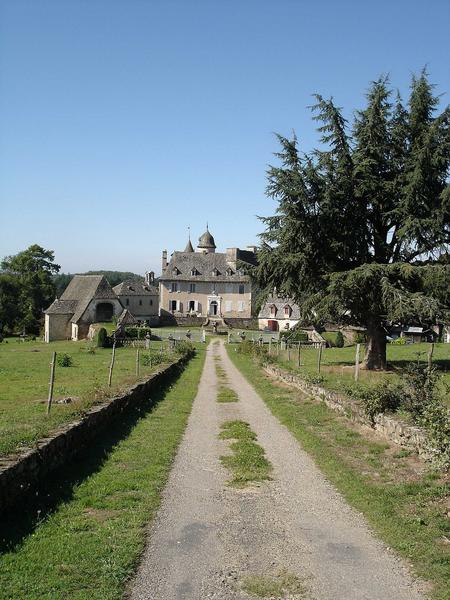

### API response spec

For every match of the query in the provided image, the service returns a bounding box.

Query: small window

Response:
[284,305,292,317]
[238,301,245,312]
[191,268,199,276]
[270,304,277,317]
[171,282,178,292]
[238,284,245,294]
[139,299,143,306]
[170,300,177,312]
[189,283,196,293]
[150,299,153,306]
[225,301,232,312]
[226,268,233,276]
[188,300,196,312]
[126,298,130,306]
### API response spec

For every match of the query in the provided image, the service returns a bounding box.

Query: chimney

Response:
[145,271,155,285]
[162,250,167,273]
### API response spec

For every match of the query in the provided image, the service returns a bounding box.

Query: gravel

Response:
[129,341,427,600]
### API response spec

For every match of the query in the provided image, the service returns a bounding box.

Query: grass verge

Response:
[241,569,308,598]
[0,348,206,600]
[227,348,450,600]
[217,385,238,403]
[219,420,272,486]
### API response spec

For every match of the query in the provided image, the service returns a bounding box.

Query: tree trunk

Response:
[362,322,387,370]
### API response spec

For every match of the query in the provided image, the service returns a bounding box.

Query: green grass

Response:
[0,337,183,456]
[241,569,308,598]
[228,348,450,600]
[219,420,272,486]
[0,347,205,600]
[217,385,238,403]
[263,341,449,402]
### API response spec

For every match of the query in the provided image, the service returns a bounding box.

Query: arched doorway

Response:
[96,302,114,322]
[209,301,218,316]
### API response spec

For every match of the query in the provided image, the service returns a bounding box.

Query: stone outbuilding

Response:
[258,294,301,331]
[113,273,159,325]
[44,275,123,342]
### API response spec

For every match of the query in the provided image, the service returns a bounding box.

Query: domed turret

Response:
[197,226,216,253]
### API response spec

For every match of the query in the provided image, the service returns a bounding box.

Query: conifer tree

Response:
[255,71,450,369]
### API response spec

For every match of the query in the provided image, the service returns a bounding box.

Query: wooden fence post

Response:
[354,343,361,382]
[317,344,323,374]
[108,341,116,387]
[297,342,301,368]
[47,351,56,415]
[428,342,434,371]
[136,348,140,377]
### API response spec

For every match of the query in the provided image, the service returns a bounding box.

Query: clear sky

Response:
[1,0,449,275]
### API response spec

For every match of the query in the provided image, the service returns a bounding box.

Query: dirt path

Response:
[130,340,426,600]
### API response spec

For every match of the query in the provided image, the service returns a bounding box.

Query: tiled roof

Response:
[113,279,158,296]
[258,294,301,319]
[45,275,119,323]
[45,299,78,315]
[160,250,254,283]
[117,309,138,326]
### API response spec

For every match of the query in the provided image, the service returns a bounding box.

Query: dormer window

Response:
[284,305,292,317]
[212,268,220,276]
[226,268,233,276]
[127,285,134,291]
[191,268,199,276]
[172,267,180,276]
[270,304,277,317]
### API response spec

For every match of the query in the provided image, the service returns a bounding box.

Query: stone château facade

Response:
[159,228,257,326]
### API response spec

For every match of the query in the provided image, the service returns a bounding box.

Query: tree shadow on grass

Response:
[0,367,183,555]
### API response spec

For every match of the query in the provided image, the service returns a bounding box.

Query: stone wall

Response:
[0,356,188,514]
[263,363,430,459]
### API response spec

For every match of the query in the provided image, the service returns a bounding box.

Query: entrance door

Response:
[268,319,279,331]
[209,301,218,316]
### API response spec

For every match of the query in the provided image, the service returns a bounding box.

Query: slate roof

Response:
[184,239,194,253]
[113,279,158,296]
[45,275,120,323]
[258,294,301,319]
[160,251,254,283]
[197,228,216,249]
[117,309,138,326]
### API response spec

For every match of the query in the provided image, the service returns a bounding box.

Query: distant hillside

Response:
[53,271,144,297]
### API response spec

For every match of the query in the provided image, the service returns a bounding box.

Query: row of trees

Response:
[253,70,450,369]
[0,245,60,335]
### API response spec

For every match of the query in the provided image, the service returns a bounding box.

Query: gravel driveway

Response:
[130,340,427,599]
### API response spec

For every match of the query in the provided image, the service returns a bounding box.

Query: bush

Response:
[124,326,152,339]
[402,363,439,420]
[351,381,403,423]
[390,336,406,345]
[57,353,73,368]
[335,331,345,348]
[354,332,367,344]
[141,351,171,367]
[173,340,196,358]
[279,330,309,342]
[96,327,108,348]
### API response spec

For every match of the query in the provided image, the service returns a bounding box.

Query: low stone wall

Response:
[0,356,188,514]
[263,363,430,459]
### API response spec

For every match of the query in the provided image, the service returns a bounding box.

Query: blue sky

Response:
[1,0,449,275]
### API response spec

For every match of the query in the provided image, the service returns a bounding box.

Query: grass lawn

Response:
[0,337,185,457]
[228,348,450,600]
[268,342,450,401]
[0,346,205,600]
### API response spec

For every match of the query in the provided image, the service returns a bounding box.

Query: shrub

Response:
[141,351,171,367]
[352,381,403,423]
[96,327,108,348]
[124,326,152,339]
[174,340,196,358]
[335,331,345,348]
[390,336,406,345]
[354,332,367,344]
[402,363,439,420]
[57,353,73,368]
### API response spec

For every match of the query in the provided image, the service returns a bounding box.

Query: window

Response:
[225,283,233,293]
[225,301,232,312]
[170,282,178,292]
[126,298,130,306]
[212,268,220,276]
[170,300,177,312]
[284,305,291,317]
[226,268,233,276]
[188,300,196,312]
[270,304,277,317]
[238,284,245,294]
[189,283,196,293]
[191,268,199,276]
[238,301,245,312]
[150,299,153,306]
[139,299,142,306]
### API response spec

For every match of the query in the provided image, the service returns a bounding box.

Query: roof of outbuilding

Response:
[117,308,138,326]
[160,251,253,282]
[113,279,158,296]
[258,294,301,319]
[45,275,120,323]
